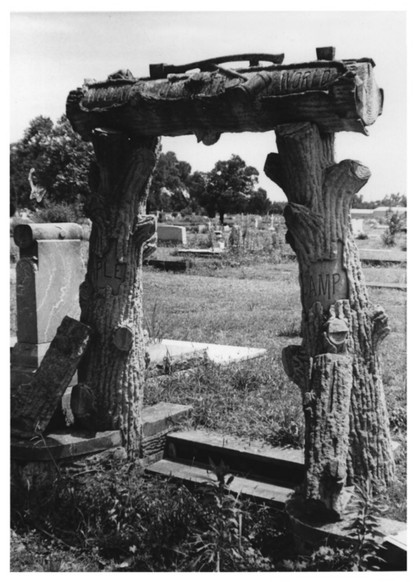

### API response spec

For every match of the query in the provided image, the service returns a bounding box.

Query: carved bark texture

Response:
[265,122,394,517]
[66,59,382,141]
[77,129,160,456]
[11,316,91,437]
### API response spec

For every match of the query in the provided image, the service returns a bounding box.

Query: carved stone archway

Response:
[66,48,394,519]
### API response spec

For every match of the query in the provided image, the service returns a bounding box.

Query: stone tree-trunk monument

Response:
[66,48,394,517]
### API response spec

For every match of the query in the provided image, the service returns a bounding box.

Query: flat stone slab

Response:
[167,429,304,465]
[175,248,224,256]
[147,459,294,508]
[11,429,122,462]
[142,401,193,438]
[166,429,304,487]
[159,339,266,365]
[146,342,207,364]
[11,402,193,462]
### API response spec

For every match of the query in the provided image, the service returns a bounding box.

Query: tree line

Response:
[10,115,405,222]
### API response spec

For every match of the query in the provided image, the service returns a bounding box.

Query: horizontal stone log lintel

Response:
[67,58,383,140]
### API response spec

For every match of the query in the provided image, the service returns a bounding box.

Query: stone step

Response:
[165,429,304,488]
[146,458,294,508]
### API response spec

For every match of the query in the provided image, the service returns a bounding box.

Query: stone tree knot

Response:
[322,317,349,354]
[133,215,157,257]
[371,306,391,351]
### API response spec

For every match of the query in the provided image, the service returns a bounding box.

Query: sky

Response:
[9,7,407,203]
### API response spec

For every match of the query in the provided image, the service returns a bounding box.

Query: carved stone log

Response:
[265,122,394,519]
[67,58,383,142]
[77,129,160,456]
[11,316,91,437]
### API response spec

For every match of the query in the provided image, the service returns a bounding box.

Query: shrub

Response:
[12,457,280,572]
[34,201,84,223]
[381,211,405,247]
[176,460,272,571]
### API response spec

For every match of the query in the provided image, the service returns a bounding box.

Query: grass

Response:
[143,269,301,348]
[141,267,406,456]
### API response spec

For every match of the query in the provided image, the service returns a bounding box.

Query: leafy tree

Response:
[200,155,260,224]
[247,187,271,215]
[186,170,207,214]
[269,201,286,215]
[147,151,192,212]
[351,194,377,209]
[352,192,406,209]
[10,115,94,212]
[380,193,406,207]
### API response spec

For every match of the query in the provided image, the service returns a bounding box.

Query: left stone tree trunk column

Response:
[77,128,159,456]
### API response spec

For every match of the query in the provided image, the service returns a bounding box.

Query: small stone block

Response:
[316,46,336,60]
[142,402,193,438]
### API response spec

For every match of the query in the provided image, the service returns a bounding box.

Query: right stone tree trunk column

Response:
[265,122,395,519]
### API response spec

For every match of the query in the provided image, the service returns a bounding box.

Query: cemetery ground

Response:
[9,221,407,572]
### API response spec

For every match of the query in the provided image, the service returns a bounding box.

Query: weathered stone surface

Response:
[16,239,85,344]
[157,339,267,365]
[67,57,383,140]
[11,316,91,437]
[141,401,193,438]
[145,343,208,377]
[77,130,160,456]
[11,342,50,368]
[265,122,394,518]
[70,383,96,429]
[11,429,122,461]
[14,222,83,249]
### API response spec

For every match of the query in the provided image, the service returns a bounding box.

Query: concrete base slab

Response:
[159,339,266,366]
[142,401,193,438]
[175,248,224,257]
[286,495,407,570]
[11,402,193,464]
[146,342,207,364]
[166,429,304,487]
[11,429,122,462]
[147,459,294,508]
